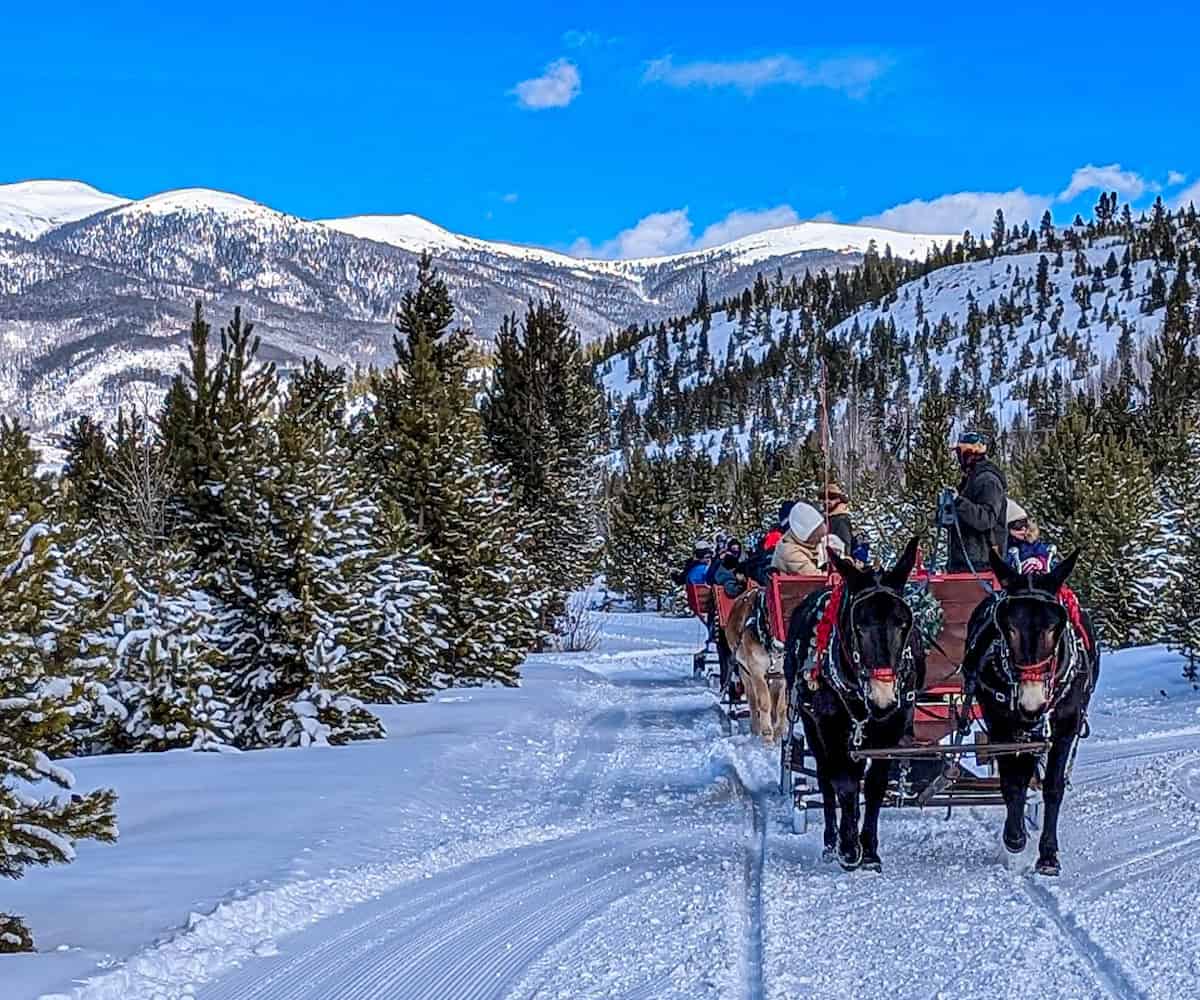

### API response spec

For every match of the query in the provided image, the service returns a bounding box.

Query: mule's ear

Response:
[988,546,1020,590]
[1040,548,1080,593]
[830,550,868,590]
[882,536,920,591]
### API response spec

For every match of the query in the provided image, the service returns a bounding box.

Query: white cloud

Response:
[859,189,1052,235]
[1058,163,1148,202]
[511,59,581,110]
[1168,170,1188,187]
[694,205,800,248]
[571,204,806,259]
[571,209,694,259]
[501,192,519,203]
[1173,180,1200,209]
[643,53,886,97]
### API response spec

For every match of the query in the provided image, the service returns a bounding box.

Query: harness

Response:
[803,582,918,748]
[976,588,1090,732]
[732,589,786,682]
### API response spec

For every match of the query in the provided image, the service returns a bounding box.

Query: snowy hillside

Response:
[600,215,1196,459]
[0,179,950,437]
[9,612,1200,1000]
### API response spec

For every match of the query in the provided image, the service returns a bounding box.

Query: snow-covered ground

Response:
[8,614,1200,1000]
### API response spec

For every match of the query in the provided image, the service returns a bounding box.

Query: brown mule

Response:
[723,589,787,743]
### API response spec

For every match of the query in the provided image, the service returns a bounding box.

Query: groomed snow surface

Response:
[8,615,1200,1000]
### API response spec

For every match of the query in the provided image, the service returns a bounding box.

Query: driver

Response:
[945,430,1008,576]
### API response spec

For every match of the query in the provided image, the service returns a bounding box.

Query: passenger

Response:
[771,502,846,575]
[823,483,854,554]
[762,501,795,554]
[671,540,714,587]
[1005,500,1053,574]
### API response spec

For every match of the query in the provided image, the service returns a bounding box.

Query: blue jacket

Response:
[686,562,710,585]
[1007,539,1052,573]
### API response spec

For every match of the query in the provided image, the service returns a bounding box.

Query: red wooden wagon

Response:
[772,568,1049,832]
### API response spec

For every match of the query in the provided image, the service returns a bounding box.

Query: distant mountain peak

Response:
[112,187,280,219]
[0,179,129,239]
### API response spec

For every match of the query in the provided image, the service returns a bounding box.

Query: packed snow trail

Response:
[12,616,1200,1000]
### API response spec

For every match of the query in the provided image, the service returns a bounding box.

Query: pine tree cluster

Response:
[0,255,601,949]
[600,197,1200,657]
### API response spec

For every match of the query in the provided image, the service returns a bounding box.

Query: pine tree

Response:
[903,389,959,556]
[483,298,602,634]
[606,452,691,611]
[0,419,118,951]
[276,360,443,712]
[365,255,541,685]
[1016,407,1165,647]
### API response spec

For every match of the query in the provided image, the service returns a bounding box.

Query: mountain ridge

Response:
[0,178,954,437]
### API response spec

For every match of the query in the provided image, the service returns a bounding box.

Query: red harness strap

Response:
[810,579,844,680]
[1057,585,1092,653]
[1016,653,1056,684]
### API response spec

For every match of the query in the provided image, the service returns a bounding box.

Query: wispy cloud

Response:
[501,192,519,204]
[643,53,887,97]
[562,29,617,49]
[1168,170,1188,187]
[511,59,581,110]
[570,205,802,259]
[1058,163,1150,202]
[859,189,1052,235]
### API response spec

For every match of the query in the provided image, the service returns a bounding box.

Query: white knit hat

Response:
[1006,499,1028,524]
[788,502,824,541]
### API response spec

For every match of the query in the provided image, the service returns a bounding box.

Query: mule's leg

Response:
[769,676,787,744]
[999,752,1038,853]
[834,774,863,870]
[801,716,839,859]
[818,773,838,859]
[860,759,890,871]
[741,665,768,738]
[1036,728,1076,876]
[746,659,775,743]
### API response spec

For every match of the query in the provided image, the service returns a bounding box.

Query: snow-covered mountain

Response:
[600,212,1197,462]
[0,180,129,240]
[0,178,952,436]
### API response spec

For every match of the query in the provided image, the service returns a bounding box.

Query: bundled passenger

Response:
[1005,500,1053,574]
[771,502,845,575]
[672,540,714,587]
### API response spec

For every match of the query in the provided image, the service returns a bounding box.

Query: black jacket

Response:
[947,458,1007,574]
[828,513,853,552]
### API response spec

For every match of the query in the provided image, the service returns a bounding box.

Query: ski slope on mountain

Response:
[8,612,1199,1000]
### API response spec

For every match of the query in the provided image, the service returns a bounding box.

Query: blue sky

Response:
[6,0,1199,256]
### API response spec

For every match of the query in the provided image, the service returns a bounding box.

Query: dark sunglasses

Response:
[1009,519,1029,531]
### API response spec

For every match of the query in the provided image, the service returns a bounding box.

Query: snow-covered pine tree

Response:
[364,255,541,686]
[61,409,234,753]
[275,359,443,711]
[483,297,602,632]
[0,419,118,952]
[1016,406,1166,647]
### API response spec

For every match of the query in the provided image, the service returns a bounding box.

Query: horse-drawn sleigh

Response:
[686,542,1099,876]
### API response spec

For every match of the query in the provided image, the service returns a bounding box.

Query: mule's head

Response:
[830,537,920,713]
[988,548,1079,717]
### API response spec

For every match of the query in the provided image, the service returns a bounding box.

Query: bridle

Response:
[983,589,1076,719]
[823,582,918,743]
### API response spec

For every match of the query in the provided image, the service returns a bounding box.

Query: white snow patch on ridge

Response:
[0,181,129,240]
[108,188,281,220]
